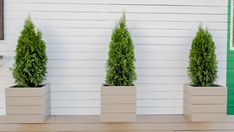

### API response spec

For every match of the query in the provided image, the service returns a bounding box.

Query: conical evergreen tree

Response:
[106,13,136,86]
[13,16,47,87]
[188,25,217,86]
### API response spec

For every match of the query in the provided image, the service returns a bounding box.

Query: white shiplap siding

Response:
[0,0,227,115]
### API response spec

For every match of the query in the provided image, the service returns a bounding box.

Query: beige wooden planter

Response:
[101,86,136,122]
[183,84,227,122]
[5,84,50,123]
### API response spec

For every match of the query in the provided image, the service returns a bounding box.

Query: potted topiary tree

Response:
[183,25,227,122]
[100,13,137,122]
[5,16,50,123]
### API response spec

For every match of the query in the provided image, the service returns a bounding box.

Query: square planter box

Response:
[100,86,136,122]
[183,84,227,122]
[5,84,50,123]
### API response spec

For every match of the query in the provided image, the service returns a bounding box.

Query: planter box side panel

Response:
[5,84,50,97]
[183,84,227,122]
[101,86,136,122]
[5,84,50,123]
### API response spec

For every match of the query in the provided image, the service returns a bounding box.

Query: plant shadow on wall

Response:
[100,13,137,122]
[5,16,50,123]
[183,25,227,122]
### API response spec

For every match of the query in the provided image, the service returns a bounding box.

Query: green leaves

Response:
[188,25,217,86]
[12,16,47,87]
[106,13,136,86]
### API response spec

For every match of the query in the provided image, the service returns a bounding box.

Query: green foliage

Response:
[12,16,47,87]
[188,25,217,86]
[106,13,136,86]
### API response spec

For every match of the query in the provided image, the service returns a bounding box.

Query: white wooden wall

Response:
[0,0,228,115]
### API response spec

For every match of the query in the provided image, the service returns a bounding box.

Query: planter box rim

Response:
[102,86,136,88]
[103,84,135,86]
[5,84,50,97]
[6,84,50,89]
[184,83,226,89]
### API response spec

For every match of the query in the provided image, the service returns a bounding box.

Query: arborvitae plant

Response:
[106,13,136,86]
[188,25,217,87]
[12,17,47,87]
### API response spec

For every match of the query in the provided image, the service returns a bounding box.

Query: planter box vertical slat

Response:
[183,84,227,122]
[101,86,136,122]
[5,84,50,123]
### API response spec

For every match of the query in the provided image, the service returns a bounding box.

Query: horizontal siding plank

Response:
[107,5,227,14]
[46,60,227,68]
[45,76,188,84]
[5,4,227,15]
[108,0,228,6]
[138,107,182,114]
[51,92,183,100]
[44,52,226,61]
[4,20,228,30]
[48,68,187,76]
[7,0,228,6]
[4,28,228,38]
[0,44,227,54]
[51,108,99,115]
[51,107,183,115]
[0,76,227,86]
[0,38,227,48]
[5,12,227,22]
[47,68,226,77]
[51,100,183,107]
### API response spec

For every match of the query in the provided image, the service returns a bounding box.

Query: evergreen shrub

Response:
[188,25,217,86]
[12,16,47,87]
[106,13,136,86]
